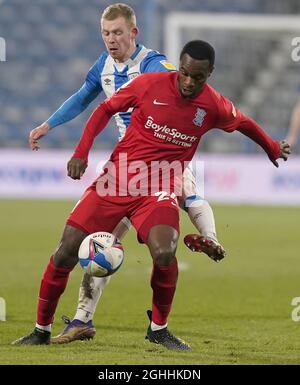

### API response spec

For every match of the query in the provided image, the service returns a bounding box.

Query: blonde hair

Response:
[101,3,137,28]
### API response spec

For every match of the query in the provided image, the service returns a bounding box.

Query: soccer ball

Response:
[78,232,124,277]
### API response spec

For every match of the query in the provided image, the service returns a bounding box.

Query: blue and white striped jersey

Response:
[47,44,175,139]
[86,44,175,138]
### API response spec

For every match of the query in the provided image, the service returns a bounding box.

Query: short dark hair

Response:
[180,40,215,66]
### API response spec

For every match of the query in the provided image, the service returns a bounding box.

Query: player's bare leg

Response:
[181,166,226,262]
[12,225,87,345]
[145,224,191,350]
[51,217,131,344]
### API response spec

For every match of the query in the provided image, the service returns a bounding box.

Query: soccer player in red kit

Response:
[13,40,290,349]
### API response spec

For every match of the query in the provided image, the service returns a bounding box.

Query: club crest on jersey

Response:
[193,108,206,127]
[128,72,139,80]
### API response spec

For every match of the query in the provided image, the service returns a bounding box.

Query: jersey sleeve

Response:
[72,75,145,161]
[214,91,280,161]
[85,54,106,93]
[214,94,242,132]
[46,54,107,129]
[46,83,100,129]
[140,51,176,73]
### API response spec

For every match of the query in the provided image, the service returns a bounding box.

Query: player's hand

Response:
[67,157,87,180]
[271,140,291,167]
[29,122,50,151]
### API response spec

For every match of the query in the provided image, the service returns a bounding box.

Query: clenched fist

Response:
[67,158,87,180]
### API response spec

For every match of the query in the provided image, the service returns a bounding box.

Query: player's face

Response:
[178,53,214,98]
[101,17,138,63]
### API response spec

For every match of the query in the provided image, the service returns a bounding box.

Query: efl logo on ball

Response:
[79,232,124,277]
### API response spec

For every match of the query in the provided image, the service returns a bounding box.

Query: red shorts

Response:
[67,183,179,243]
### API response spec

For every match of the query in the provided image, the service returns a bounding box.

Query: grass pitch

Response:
[0,200,299,365]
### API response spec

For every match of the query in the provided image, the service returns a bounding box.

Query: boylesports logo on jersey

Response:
[193,108,206,127]
[145,116,197,147]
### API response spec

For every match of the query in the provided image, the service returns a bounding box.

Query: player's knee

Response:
[53,225,87,268]
[151,245,176,265]
[53,239,79,268]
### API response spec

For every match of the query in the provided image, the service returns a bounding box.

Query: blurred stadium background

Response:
[1,0,300,365]
[0,0,299,204]
[0,0,299,152]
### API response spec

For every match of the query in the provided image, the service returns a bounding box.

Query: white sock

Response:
[73,275,111,323]
[35,323,51,332]
[187,198,218,242]
[73,308,94,323]
[151,321,167,331]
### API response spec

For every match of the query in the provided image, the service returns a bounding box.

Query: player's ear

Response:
[131,26,139,39]
[208,65,215,77]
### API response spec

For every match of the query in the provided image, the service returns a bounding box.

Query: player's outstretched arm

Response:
[28,83,100,151]
[68,77,140,180]
[72,104,112,156]
[216,95,291,167]
[237,117,291,167]
[68,76,141,180]
[67,103,112,180]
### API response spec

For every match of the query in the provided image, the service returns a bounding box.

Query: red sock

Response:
[150,258,178,325]
[37,256,73,326]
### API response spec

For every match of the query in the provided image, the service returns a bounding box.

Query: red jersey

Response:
[73,72,280,195]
